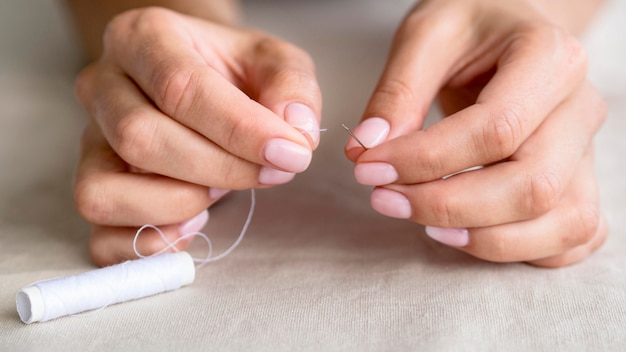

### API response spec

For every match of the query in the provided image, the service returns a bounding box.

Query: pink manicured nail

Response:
[209,188,231,200]
[347,117,390,149]
[370,188,411,219]
[354,162,398,186]
[425,226,469,247]
[263,138,312,173]
[285,103,320,145]
[178,210,209,235]
[258,167,296,185]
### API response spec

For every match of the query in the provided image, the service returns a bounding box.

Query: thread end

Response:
[16,285,44,324]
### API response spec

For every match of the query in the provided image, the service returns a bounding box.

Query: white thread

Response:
[302,128,328,133]
[16,189,256,324]
[132,188,256,269]
[16,252,195,324]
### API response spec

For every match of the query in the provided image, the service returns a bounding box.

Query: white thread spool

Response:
[17,189,256,324]
[16,251,195,324]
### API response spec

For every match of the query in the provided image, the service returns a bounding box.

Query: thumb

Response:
[345,5,472,160]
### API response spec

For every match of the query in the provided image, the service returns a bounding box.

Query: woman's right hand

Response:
[73,7,322,266]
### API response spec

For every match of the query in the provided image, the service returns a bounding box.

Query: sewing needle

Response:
[341,124,368,150]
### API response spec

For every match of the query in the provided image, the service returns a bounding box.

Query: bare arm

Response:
[66,0,239,59]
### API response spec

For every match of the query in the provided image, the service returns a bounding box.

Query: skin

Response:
[347,0,607,267]
[67,0,607,268]
[68,1,322,266]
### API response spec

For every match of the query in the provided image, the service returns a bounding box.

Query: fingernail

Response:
[178,209,209,235]
[285,103,319,145]
[370,188,411,219]
[425,226,469,247]
[209,188,231,200]
[348,117,390,149]
[258,167,296,185]
[354,162,398,186]
[263,138,312,173]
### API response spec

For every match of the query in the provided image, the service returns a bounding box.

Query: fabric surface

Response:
[1,1,625,350]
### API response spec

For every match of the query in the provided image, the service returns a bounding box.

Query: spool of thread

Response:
[16,251,195,324]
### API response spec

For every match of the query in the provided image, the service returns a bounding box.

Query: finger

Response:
[74,122,226,227]
[345,4,475,159]
[104,8,312,173]
[77,63,295,188]
[428,204,605,265]
[89,223,192,267]
[240,36,323,148]
[425,148,603,263]
[356,30,590,183]
[526,215,608,268]
[355,81,605,186]
[370,84,605,227]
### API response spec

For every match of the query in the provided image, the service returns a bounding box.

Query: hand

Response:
[345,0,608,267]
[73,7,321,266]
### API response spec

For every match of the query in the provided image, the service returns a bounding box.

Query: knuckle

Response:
[103,7,180,61]
[102,13,128,52]
[484,235,511,263]
[102,7,163,51]
[224,114,247,153]
[519,24,588,78]
[134,6,176,23]
[151,62,197,117]
[420,145,446,179]
[169,187,206,216]
[282,42,315,69]
[373,78,417,109]
[250,34,277,54]
[113,109,160,166]
[74,176,113,225]
[271,66,318,94]
[252,35,298,59]
[470,231,512,263]
[525,170,562,216]
[566,204,601,247]
[590,89,609,128]
[214,157,240,187]
[142,237,171,257]
[560,31,588,76]
[127,7,177,36]
[429,193,455,227]
[400,10,458,42]
[251,36,318,89]
[592,217,609,251]
[483,105,525,160]
[74,65,97,106]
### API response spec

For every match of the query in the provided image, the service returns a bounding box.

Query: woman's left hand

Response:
[345,0,608,267]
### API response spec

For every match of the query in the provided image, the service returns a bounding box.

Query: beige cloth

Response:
[1,0,625,350]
